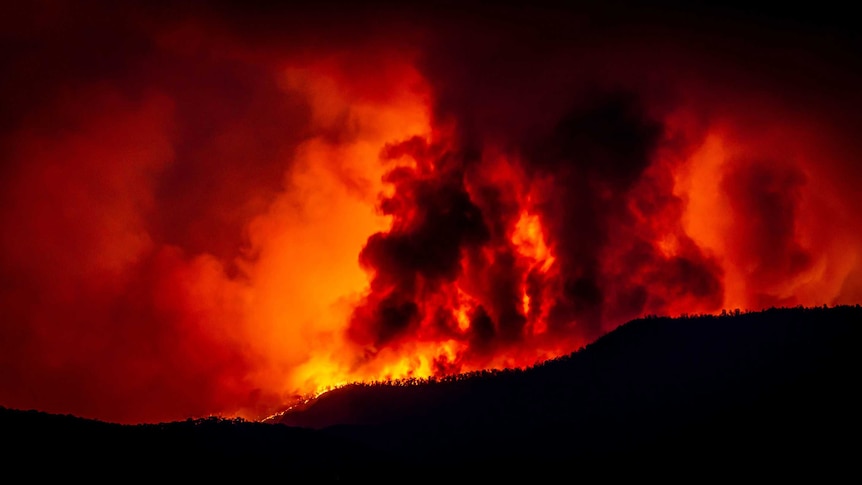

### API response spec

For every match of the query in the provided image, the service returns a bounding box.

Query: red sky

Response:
[2,1,861,424]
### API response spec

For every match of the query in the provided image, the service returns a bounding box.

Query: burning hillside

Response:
[1,1,861,423]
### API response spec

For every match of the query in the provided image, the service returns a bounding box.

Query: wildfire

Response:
[1,1,860,425]
[512,210,556,274]
[510,209,557,335]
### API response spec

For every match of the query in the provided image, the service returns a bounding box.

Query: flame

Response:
[1,2,861,424]
[510,209,556,335]
[512,210,556,274]
[238,61,437,405]
[454,287,478,332]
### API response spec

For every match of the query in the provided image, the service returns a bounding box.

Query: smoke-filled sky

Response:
[2,0,861,424]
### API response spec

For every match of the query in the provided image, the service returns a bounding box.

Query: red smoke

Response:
[1,1,861,424]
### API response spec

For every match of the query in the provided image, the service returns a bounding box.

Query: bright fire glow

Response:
[512,211,556,273]
[1,2,861,425]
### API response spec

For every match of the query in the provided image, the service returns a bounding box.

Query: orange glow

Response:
[2,3,862,425]
[237,61,435,409]
[673,118,862,313]
[454,287,477,332]
[510,208,556,336]
[512,210,556,273]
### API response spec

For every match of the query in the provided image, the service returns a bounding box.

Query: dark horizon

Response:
[3,305,860,480]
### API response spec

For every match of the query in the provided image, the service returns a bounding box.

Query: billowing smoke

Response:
[1,1,861,423]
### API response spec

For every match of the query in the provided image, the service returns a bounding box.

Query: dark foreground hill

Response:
[3,305,861,480]
[272,305,862,477]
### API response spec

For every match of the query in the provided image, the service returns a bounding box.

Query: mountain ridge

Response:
[2,305,859,479]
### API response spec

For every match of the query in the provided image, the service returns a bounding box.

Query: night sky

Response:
[1,1,861,424]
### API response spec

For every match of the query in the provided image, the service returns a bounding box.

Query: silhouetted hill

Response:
[272,305,862,478]
[3,305,860,480]
[0,407,381,480]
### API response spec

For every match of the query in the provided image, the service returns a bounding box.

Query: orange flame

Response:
[2,4,862,425]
